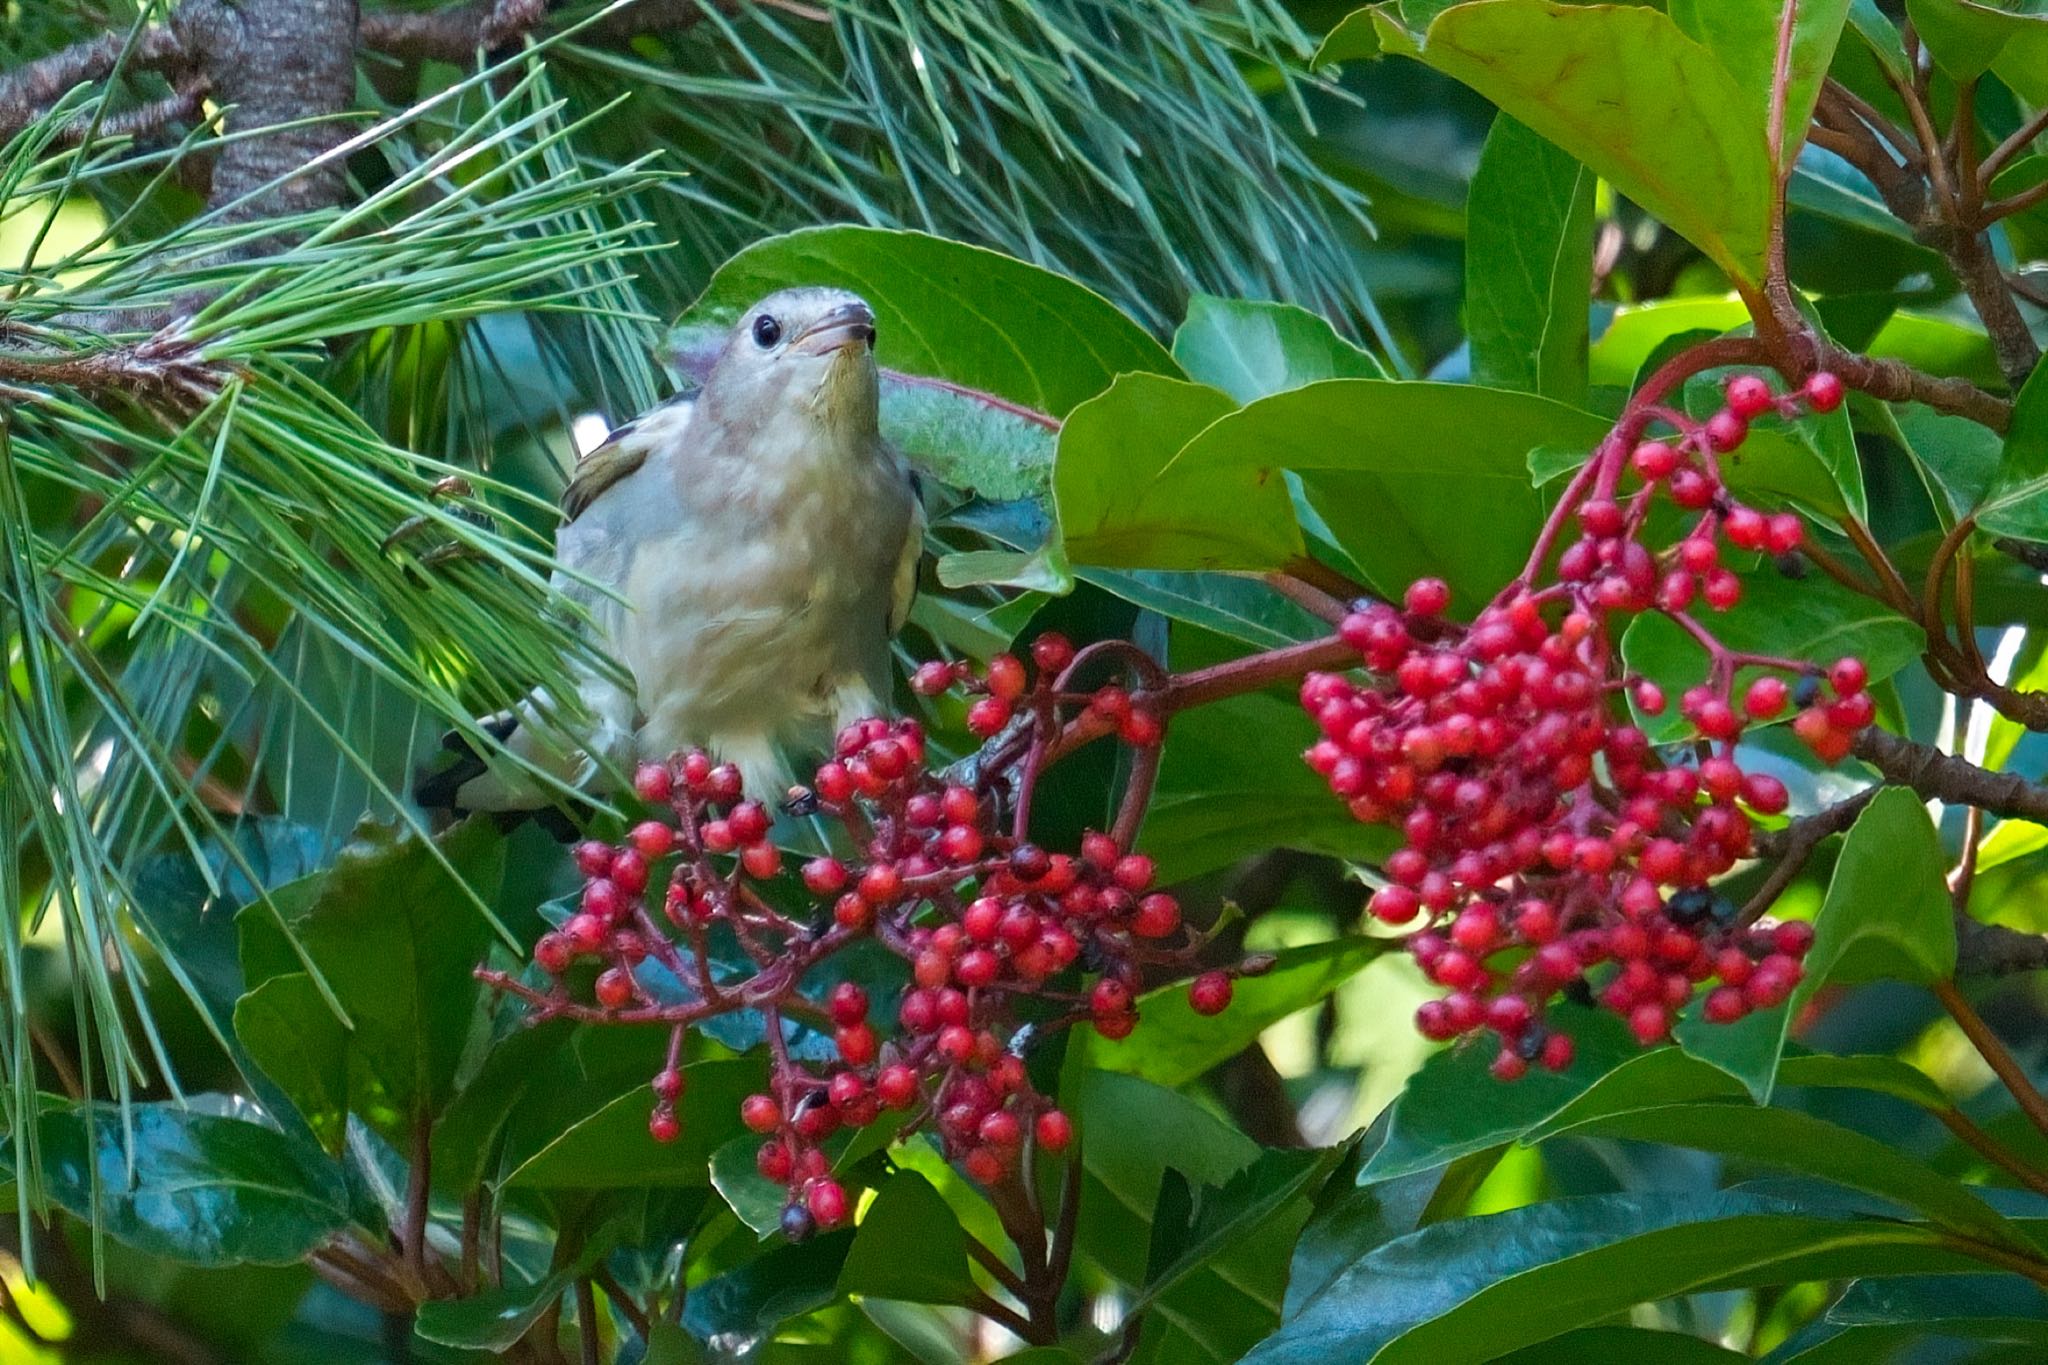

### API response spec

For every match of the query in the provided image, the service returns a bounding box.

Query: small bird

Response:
[416,287,923,825]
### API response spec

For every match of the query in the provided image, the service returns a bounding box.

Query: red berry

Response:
[1772,920,1816,956]
[1705,410,1748,452]
[648,1108,680,1143]
[756,1140,793,1182]
[574,840,613,877]
[1405,578,1451,616]
[956,948,1001,988]
[967,696,1012,737]
[1743,676,1789,719]
[1804,371,1844,412]
[828,981,868,1025]
[912,660,955,695]
[1539,1033,1575,1071]
[987,653,1027,701]
[1189,972,1233,1016]
[1031,633,1074,676]
[1704,986,1748,1023]
[1828,656,1868,696]
[633,763,673,802]
[1724,374,1773,418]
[741,843,782,880]
[1131,893,1181,938]
[1632,440,1680,480]
[1035,1108,1073,1151]
[534,933,573,974]
[742,1094,782,1133]
[807,1179,848,1228]
[876,1065,919,1109]
[595,967,634,1008]
[836,1024,878,1065]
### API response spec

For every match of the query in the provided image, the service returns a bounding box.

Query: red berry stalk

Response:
[1302,368,1864,1079]
[480,635,1265,1237]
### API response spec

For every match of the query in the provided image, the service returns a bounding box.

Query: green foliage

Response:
[10,1,2048,1361]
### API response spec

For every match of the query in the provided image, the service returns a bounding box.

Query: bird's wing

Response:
[562,394,695,524]
[888,466,926,636]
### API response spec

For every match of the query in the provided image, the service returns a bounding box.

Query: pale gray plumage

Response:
[421,287,922,815]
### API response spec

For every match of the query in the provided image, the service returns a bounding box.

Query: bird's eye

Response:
[752,314,783,349]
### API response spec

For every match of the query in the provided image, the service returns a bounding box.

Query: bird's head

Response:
[700,286,880,439]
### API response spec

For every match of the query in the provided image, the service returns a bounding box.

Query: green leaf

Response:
[1064,377,1607,607]
[710,1133,790,1239]
[1076,569,1327,651]
[671,321,1058,503]
[683,1229,855,1341]
[414,1267,575,1351]
[1243,1191,1962,1365]
[1906,0,2048,79]
[1372,1,1775,284]
[1171,295,1384,404]
[1620,570,1924,742]
[1496,1327,1750,1364]
[1071,1071,1259,1286]
[1889,401,2008,525]
[1846,0,1913,79]
[11,1100,348,1267]
[1072,938,1388,1088]
[236,820,503,1140]
[838,1171,978,1306]
[677,226,1177,421]
[502,1056,761,1188]
[1667,0,1853,166]
[1465,115,1594,406]
[1676,787,1956,1101]
[233,974,350,1153]
[1056,374,1280,571]
[1128,1146,1345,1316]
[643,1323,709,1365]
[1977,360,2048,538]
[1363,1011,1736,1181]
[1772,1274,2048,1362]
[1144,683,1398,883]
[1535,1104,2025,1250]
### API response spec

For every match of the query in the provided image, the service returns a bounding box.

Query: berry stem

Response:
[1934,978,2048,1143]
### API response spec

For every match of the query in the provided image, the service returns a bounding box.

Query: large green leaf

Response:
[1676,787,1957,1101]
[838,1171,978,1306]
[1362,1012,1734,1180]
[233,974,350,1153]
[1054,374,1256,568]
[677,226,1177,421]
[1906,0,2048,79]
[11,1101,348,1267]
[1371,1,1775,284]
[1171,295,1384,403]
[1243,1191,1971,1365]
[1668,0,1853,167]
[1071,1070,1260,1286]
[501,1056,762,1189]
[1129,1146,1343,1323]
[414,1267,576,1351]
[1770,1274,2048,1362]
[1465,115,1594,406]
[1620,571,1925,743]
[1072,938,1388,1088]
[1143,683,1398,883]
[1976,361,2048,538]
[236,820,503,1140]
[1062,377,1605,605]
[1535,1103,2025,1250]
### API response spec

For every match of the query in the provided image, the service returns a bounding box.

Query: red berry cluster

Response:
[1301,371,1867,1078]
[487,635,1259,1237]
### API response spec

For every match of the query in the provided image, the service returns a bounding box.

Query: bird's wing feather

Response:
[888,466,926,636]
[561,394,695,524]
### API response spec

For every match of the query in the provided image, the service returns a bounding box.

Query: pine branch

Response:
[358,0,552,62]
[0,26,191,140]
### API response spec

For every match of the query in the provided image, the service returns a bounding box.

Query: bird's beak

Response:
[792,302,877,355]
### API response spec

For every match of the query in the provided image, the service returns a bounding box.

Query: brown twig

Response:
[1739,789,1878,925]
[0,26,191,140]
[1934,979,2048,1142]
[359,0,551,62]
[1853,728,2048,822]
